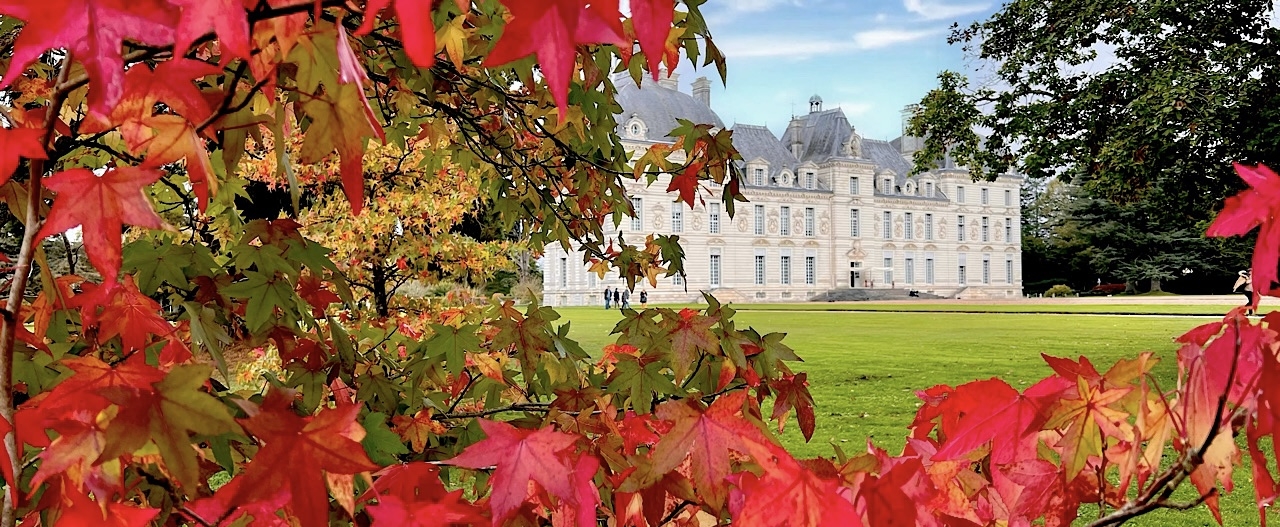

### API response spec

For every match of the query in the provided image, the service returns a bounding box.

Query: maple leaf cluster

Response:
[0,0,1277,525]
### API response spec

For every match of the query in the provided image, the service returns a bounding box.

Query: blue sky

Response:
[676,0,1000,141]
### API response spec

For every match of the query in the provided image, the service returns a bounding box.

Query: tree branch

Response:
[0,51,75,527]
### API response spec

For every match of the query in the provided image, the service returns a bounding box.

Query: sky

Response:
[673,0,1001,141]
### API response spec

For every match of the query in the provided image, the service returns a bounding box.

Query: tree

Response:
[907,0,1269,287]
[0,2,1277,527]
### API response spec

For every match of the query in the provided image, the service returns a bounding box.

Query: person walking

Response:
[603,287,612,309]
[621,288,631,310]
[640,290,648,307]
[1235,270,1254,315]
[613,289,621,310]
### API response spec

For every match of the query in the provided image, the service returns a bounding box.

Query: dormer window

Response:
[753,168,765,186]
[624,116,647,139]
[883,178,893,194]
[805,171,815,189]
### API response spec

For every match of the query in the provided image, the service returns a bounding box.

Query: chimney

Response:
[657,65,680,90]
[692,76,711,107]
[786,117,804,159]
[900,104,922,155]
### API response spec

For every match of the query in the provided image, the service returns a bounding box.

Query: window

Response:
[754,205,765,235]
[904,212,913,240]
[780,206,791,236]
[981,187,989,205]
[1004,189,1012,207]
[883,256,893,284]
[883,178,893,194]
[709,202,720,234]
[981,216,989,242]
[559,257,567,287]
[849,177,859,194]
[1006,218,1013,243]
[883,211,892,240]
[958,254,967,285]
[780,254,792,285]
[805,171,815,189]
[631,197,643,231]
[754,253,766,285]
[754,168,765,186]
[671,208,683,233]
[958,215,966,242]
[804,207,815,237]
[850,209,860,237]
[710,253,721,287]
[805,256,816,285]
[925,181,934,197]
[1005,254,1014,284]
[673,273,683,285]
[982,254,991,284]
[926,257,935,284]
[905,257,915,284]
[924,213,933,240]
[957,186,966,203]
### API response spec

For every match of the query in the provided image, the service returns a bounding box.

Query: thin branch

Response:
[0,51,75,527]
[432,402,552,420]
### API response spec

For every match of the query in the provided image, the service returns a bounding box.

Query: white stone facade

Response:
[542,75,1022,306]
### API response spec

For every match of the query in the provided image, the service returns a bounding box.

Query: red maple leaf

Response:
[363,463,489,526]
[297,273,342,315]
[484,0,626,117]
[729,440,862,527]
[52,486,159,527]
[1206,162,1280,301]
[628,0,675,77]
[445,419,584,524]
[71,277,176,354]
[667,308,717,380]
[768,373,816,441]
[215,389,381,527]
[171,0,251,59]
[0,0,181,115]
[648,391,772,511]
[37,167,165,282]
[0,126,47,186]
[356,0,436,68]
[932,376,1071,464]
[667,160,704,208]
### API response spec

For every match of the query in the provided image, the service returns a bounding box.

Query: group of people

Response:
[603,287,647,310]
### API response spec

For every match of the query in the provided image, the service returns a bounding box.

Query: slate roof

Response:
[614,75,724,141]
[731,124,798,179]
[778,109,854,164]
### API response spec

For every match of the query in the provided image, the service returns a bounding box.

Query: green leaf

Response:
[361,412,408,466]
[608,354,678,414]
[426,324,481,377]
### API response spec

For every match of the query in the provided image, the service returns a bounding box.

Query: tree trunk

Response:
[1124,281,1138,294]
[371,264,390,317]
[1149,278,1162,292]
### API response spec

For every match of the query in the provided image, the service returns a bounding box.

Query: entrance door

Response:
[849,262,862,288]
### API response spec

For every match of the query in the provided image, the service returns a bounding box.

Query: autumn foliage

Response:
[0,1,1277,527]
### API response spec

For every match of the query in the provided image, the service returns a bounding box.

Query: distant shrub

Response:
[1045,284,1075,297]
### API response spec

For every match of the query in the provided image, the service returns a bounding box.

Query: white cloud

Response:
[716,27,945,59]
[902,0,990,21]
[715,36,857,59]
[852,28,944,49]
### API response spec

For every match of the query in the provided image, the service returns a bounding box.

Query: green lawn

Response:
[729,302,1269,316]
[556,305,1273,526]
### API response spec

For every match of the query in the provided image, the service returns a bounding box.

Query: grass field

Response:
[555,305,1273,526]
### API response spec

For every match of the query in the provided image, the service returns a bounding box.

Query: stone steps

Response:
[810,288,945,302]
